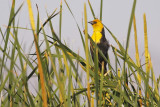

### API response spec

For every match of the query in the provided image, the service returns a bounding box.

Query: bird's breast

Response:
[91,31,102,44]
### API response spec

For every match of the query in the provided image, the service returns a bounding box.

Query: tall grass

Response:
[0,0,159,106]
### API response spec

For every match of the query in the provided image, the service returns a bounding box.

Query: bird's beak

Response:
[88,21,94,25]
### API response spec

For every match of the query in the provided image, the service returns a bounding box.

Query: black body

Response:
[90,28,109,73]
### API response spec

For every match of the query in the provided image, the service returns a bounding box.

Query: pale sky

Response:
[1,0,160,78]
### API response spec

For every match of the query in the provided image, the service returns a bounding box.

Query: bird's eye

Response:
[88,21,97,25]
[93,21,97,24]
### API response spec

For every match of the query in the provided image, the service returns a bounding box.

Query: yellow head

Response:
[88,19,103,32]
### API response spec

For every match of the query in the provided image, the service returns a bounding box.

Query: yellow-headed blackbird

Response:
[88,19,109,73]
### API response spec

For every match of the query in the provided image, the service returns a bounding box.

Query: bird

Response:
[88,19,109,73]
